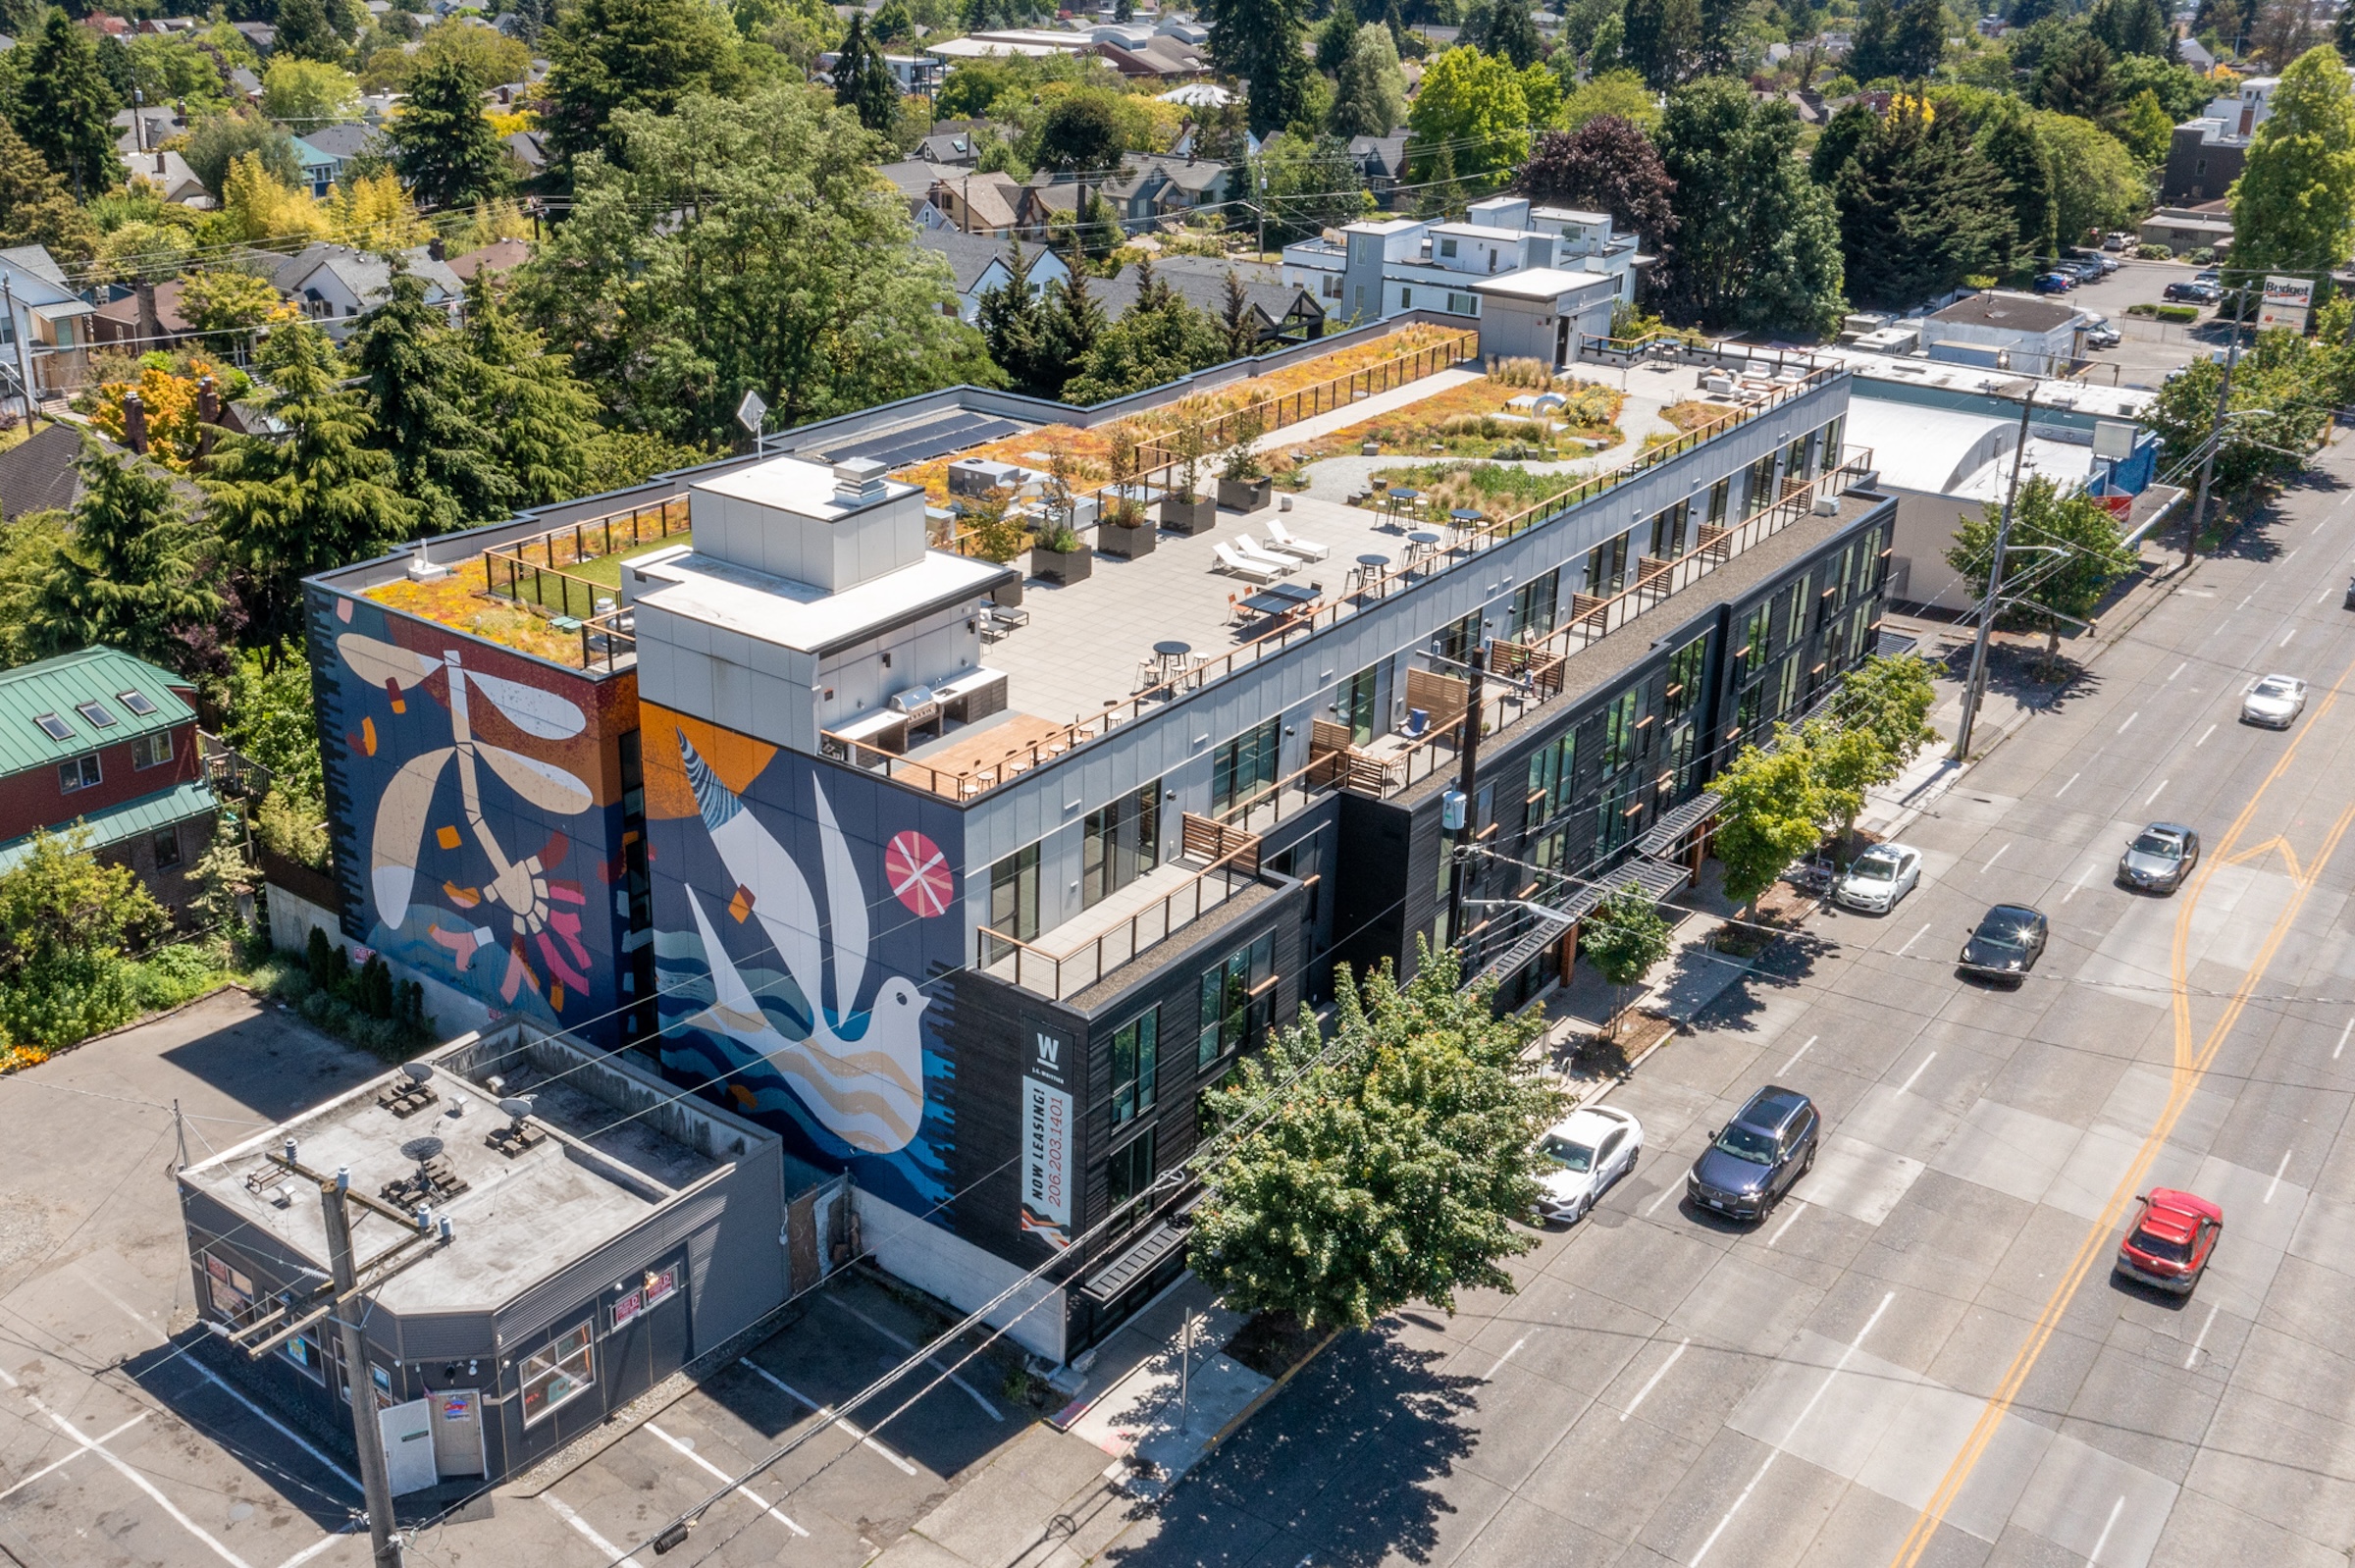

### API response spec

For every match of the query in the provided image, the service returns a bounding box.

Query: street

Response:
[1116,445,2355,1565]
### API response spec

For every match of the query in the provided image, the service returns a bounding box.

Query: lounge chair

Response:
[1232,535,1298,574]
[1264,517,1330,560]
[1213,543,1282,584]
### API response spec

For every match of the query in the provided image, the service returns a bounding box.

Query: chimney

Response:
[153,149,165,175]
[122,391,148,454]
[831,456,889,505]
[426,236,445,261]
[195,375,218,466]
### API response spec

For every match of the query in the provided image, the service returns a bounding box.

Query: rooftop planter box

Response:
[1160,493,1217,534]
[1031,539,1093,586]
[1218,476,1271,513]
[1097,509,1158,558]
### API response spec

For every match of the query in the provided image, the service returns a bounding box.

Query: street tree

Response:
[833,13,899,133]
[1189,945,1564,1332]
[542,0,747,171]
[25,448,223,673]
[1946,474,2139,654]
[2230,44,2355,281]
[1200,0,1311,135]
[1655,78,1846,335]
[1579,891,1674,1041]
[1330,22,1409,138]
[1798,715,1890,861]
[0,827,170,1049]
[1838,653,1941,772]
[2147,330,2334,497]
[388,57,511,209]
[13,10,118,199]
[1406,45,1531,189]
[1523,116,1677,249]
[1711,731,1828,915]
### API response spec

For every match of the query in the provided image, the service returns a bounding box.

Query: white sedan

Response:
[1534,1105,1644,1224]
[1834,842,1922,914]
[2242,673,2307,729]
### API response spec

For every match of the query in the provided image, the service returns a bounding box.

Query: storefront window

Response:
[521,1323,595,1426]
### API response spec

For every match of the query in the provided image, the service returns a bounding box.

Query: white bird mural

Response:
[674,732,930,1155]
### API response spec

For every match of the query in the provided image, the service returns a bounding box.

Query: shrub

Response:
[125,943,227,1013]
[2187,246,2217,265]
[256,788,331,868]
[2136,243,2172,259]
[2156,303,2201,323]
[2125,301,2159,316]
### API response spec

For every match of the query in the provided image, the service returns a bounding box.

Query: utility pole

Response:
[2183,276,2251,574]
[320,1167,403,1568]
[1953,386,2038,761]
[1445,637,1490,949]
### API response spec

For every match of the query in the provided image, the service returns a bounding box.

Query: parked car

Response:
[2066,259,2105,282]
[2118,822,2200,893]
[2115,1188,2223,1294]
[2095,254,2120,274]
[2242,673,2308,728]
[2082,316,2120,347]
[1958,903,2049,984]
[2195,267,2221,284]
[2164,280,2219,303]
[2102,231,2132,250]
[1835,842,1922,914]
[1685,1085,1819,1222]
[2034,273,2075,294]
[1534,1105,1644,1223]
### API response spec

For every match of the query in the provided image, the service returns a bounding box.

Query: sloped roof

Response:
[275,242,464,306]
[0,244,71,293]
[1096,262,1321,333]
[293,122,379,164]
[913,230,1059,292]
[445,237,531,281]
[0,780,219,871]
[0,646,195,778]
[876,158,965,202]
[0,422,92,521]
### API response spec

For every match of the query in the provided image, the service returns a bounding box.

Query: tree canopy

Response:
[1523,116,1678,249]
[541,0,749,172]
[2230,45,2355,280]
[1200,0,1311,135]
[14,11,118,200]
[1830,96,2015,306]
[1655,78,1846,334]
[387,56,511,209]
[1945,474,2139,652]
[25,447,222,673]
[1406,45,1532,190]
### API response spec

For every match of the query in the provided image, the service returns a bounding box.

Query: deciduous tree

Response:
[1330,22,1409,137]
[274,0,347,64]
[261,57,361,129]
[0,828,170,1049]
[1711,730,1827,915]
[184,113,301,197]
[1579,891,1674,1040]
[1522,115,1677,249]
[2229,44,2355,280]
[1406,45,1531,188]
[1655,78,1846,334]
[1945,474,2139,653]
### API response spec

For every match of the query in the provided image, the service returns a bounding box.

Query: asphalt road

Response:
[1120,442,2355,1566]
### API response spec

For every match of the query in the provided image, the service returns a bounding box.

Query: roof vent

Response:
[832,455,890,505]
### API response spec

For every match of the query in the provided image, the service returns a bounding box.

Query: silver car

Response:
[2242,674,2307,728]
[2118,822,2199,893]
[1834,842,1922,914]
[1534,1105,1644,1223]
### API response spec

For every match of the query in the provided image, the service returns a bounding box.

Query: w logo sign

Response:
[1035,1033,1060,1069]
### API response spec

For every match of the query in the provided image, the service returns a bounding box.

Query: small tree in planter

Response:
[1162,405,1217,534]
[1216,405,1270,512]
[1098,420,1157,557]
[1579,890,1675,1044]
[961,487,1029,603]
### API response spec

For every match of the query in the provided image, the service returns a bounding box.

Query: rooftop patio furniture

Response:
[1264,518,1330,560]
[1213,543,1282,584]
[1232,535,1297,574]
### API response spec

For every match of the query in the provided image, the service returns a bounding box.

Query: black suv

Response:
[1686,1085,1820,1222]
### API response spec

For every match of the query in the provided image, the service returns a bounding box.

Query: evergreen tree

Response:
[463,273,601,508]
[833,14,899,134]
[273,0,345,63]
[1219,267,1256,357]
[13,11,118,200]
[0,113,96,262]
[2339,0,2355,65]
[2089,0,2172,59]
[1061,255,1231,403]
[543,0,748,171]
[1834,96,2016,305]
[976,242,1055,395]
[1978,95,2059,270]
[1315,0,1361,76]
[351,270,516,533]
[1655,78,1846,333]
[1846,0,1899,79]
[1470,0,1543,67]
[388,57,510,209]
[1623,0,1701,87]
[1038,252,1106,393]
[1890,0,1947,77]
[1201,0,1312,135]
[202,321,417,642]
[2230,45,2355,282]
[2034,30,2116,119]
[1808,99,1875,184]
[1330,22,1409,137]
[25,447,222,672]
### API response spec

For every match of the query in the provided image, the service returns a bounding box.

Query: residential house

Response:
[231,19,274,51]
[272,242,465,337]
[1347,133,1409,202]
[935,170,1025,235]
[1097,256,1325,342]
[924,27,1098,60]
[0,647,220,916]
[91,278,199,350]
[913,130,983,166]
[1280,195,1649,331]
[876,159,970,230]
[0,422,99,520]
[1919,291,2087,377]
[0,244,95,411]
[445,237,532,284]
[914,231,1072,323]
[2178,34,2217,70]
[2204,76,2278,135]
[230,65,263,103]
[288,123,380,198]
[503,129,549,180]
[120,147,211,206]
[2163,118,2249,205]
[112,106,187,156]
[1094,32,1209,80]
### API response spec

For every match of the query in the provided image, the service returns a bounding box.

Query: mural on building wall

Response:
[640,702,965,1215]
[308,592,632,1039]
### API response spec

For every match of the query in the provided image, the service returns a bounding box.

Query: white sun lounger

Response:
[1263,517,1330,560]
[1213,543,1282,584]
[1232,535,1298,573]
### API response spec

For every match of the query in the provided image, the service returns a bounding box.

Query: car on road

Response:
[2164,280,2220,304]
[2242,673,2308,728]
[1835,842,1922,914]
[2033,272,2076,294]
[1686,1084,1818,1222]
[2118,822,2200,893]
[1535,1104,1644,1223]
[1958,903,2049,984]
[2115,1188,2223,1293]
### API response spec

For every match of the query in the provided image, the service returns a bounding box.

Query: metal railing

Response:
[976,849,1267,1000]
[479,495,692,622]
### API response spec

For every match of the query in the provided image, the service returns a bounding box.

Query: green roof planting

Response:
[0,648,193,776]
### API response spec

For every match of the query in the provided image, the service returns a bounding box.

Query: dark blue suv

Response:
[1686,1085,1820,1222]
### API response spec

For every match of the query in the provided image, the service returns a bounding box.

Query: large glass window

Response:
[1745,454,1778,516]
[1212,718,1282,816]
[1821,415,1845,470]
[1665,637,1707,722]
[1510,569,1560,639]
[1706,477,1729,528]
[1197,933,1275,1069]
[986,844,1038,962]
[1786,434,1813,486]
[1602,687,1642,775]
[1527,731,1576,824]
[1110,1009,1158,1126]
[1082,781,1161,908]
[1773,655,1803,721]
[1585,532,1630,596]
[1648,499,1688,561]
[1337,664,1379,745]
[521,1324,595,1426]
[1781,574,1811,650]
[1433,611,1481,665]
[1107,1127,1156,1212]
[1734,603,1771,683]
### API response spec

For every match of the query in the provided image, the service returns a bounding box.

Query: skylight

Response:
[75,701,117,729]
[118,690,158,716]
[32,713,72,741]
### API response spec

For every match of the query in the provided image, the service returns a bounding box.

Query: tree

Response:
[351,270,515,533]
[871,0,916,43]
[1846,0,1898,80]
[1060,256,1233,401]
[0,113,96,263]
[184,113,301,197]
[833,13,899,133]
[1838,653,1940,774]
[2119,87,2174,162]
[2088,0,2172,59]
[216,151,331,244]
[1468,0,1543,67]
[1188,947,1563,1332]
[0,827,170,1049]
[1579,891,1674,1040]
[1315,0,1361,75]
[25,448,222,672]
[1889,0,1948,78]
[2034,30,2116,120]
[1655,78,1846,334]
[14,11,118,200]
[2145,328,2332,497]
[2252,0,2320,66]
[2031,110,2146,245]
[274,0,347,63]
[1259,131,1375,242]
[1946,475,2138,653]
[1558,68,1660,131]
[1808,100,1875,185]
[387,56,510,208]
[1032,87,1126,171]
[2110,55,2209,122]
[1523,116,1677,249]
[1711,730,1827,915]
[2230,44,2355,281]
[222,640,326,810]
[262,58,361,129]
[521,84,999,445]
[1330,22,1409,137]
[542,0,748,171]
[202,320,418,642]
[2340,0,2355,65]
[1978,96,2059,271]
[1407,46,1531,188]
[1622,0,1701,88]
[181,268,299,349]
[463,273,602,508]
[1833,95,2016,305]
[977,246,1053,394]
[1201,0,1312,135]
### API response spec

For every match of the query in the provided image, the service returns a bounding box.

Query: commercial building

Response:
[1918,291,2087,377]
[301,322,1892,1362]
[1280,196,1649,332]
[2163,118,2249,206]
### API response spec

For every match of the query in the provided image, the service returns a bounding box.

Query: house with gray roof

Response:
[1096,257,1325,343]
[289,123,382,197]
[272,243,465,338]
[912,231,1072,322]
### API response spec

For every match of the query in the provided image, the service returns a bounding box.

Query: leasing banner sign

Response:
[1020,1029,1073,1249]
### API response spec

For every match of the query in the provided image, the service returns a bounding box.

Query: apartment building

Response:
[1281,196,1649,332]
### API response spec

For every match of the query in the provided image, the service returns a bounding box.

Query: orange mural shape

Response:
[640,703,778,821]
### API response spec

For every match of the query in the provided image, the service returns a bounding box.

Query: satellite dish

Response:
[400,1061,435,1087]
[497,1097,535,1124]
[735,388,769,437]
[400,1136,445,1163]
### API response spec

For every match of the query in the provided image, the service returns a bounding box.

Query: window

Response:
[1745,454,1777,516]
[1509,568,1559,639]
[75,701,116,729]
[1786,435,1813,486]
[1439,236,1457,258]
[1445,291,1477,315]
[520,1323,595,1425]
[1648,499,1688,561]
[1110,1008,1158,1126]
[132,730,173,769]
[1821,416,1845,470]
[151,826,182,871]
[1734,603,1772,683]
[1321,273,1341,299]
[1197,932,1275,1069]
[32,712,71,741]
[203,1254,260,1328]
[1773,655,1802,720]
[1082,781,1160,908]
[986,844,1038,961]
[1602,687,1642,774]
[1211,718,1282,815]
[1107,1126,1156,1211]
[1596,777,1639,854]
[1665,637,1707,722]
[1706,477,1730,529]
[1399,287,1412,307]
[1433,611,1481,665]
[284,1332,324,1382]
[1664,718,1700,795]
[1781,574,1810,649]
[59,754,100,793]
[1337,664,1379,745]
[1585,531,1629,596]
[1527,731,1576,824]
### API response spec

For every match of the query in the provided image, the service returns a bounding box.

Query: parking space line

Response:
[1688,1292,1893,1567]
[0,1412,146,1500]
[273,1527,357,1568]
[2063,865,2091,904]
[1765,1205,1804,1249]
[1895,922,1930,957]
[1778,1035,1817,1074]
[2265,1147,2292,1204]
[1985,843,2010,871]
[644,1421,809,1538]
[1482,1337,1527,1383]
[27,1394,252,1568]
[542,1491,644,1566]
[1897,1052,1937,1096]
[1618,1338,1689,1423]
[2184,1303,2220,1370]
[2282,628,2298,648]
[1646,1183,1680,1218]
[735,1359,919,1476]
[183,1358,361,1495]
[818,1296,1004,1422]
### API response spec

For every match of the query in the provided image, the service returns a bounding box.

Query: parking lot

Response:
[2059,256,2233,391]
